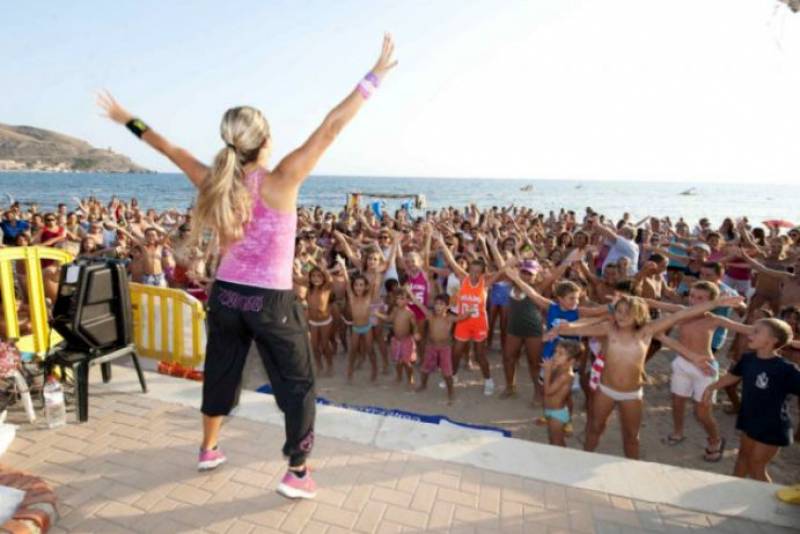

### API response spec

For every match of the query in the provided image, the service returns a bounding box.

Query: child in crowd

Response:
[543,339,583,446]
[548,293,743,459]
[415,294,468,403]
[342,266,376,382]
[702,318,800,481]
[305,260,335,376]
[381,287,418,386]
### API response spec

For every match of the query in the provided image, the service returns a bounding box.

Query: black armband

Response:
[125,118,149,138]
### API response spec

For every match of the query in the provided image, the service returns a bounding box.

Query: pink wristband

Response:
[357,82,372,99]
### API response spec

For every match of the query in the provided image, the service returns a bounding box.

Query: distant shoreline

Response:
[0,169,156,174]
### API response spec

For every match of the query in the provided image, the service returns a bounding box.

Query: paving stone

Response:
[4,383,790,534]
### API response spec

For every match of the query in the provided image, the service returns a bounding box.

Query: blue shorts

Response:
[544,407,570,425]
[352,324,371,336]
[490,283,511,307]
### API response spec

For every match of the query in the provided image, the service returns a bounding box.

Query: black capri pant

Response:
[202,280,315,467]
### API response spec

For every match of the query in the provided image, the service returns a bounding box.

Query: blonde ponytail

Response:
[191,106,270,250]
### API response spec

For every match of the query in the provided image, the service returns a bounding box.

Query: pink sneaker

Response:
[197,447,226,471]
[276,469,317,499]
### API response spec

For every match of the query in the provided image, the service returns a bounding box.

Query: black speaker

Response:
[52,258,133,351]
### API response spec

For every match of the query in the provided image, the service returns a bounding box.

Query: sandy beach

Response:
[243,340,800,486]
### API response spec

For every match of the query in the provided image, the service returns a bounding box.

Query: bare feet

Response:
[499,387,517,399]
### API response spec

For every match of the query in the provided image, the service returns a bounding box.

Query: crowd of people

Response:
[2,197,800,483]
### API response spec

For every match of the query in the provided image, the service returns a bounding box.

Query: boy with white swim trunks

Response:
[646,281,739,462]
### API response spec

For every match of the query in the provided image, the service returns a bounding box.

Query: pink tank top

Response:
[215,169,296,290]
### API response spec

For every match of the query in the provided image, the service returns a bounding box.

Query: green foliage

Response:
[71,158,97,170]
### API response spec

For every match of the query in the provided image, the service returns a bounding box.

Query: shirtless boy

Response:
[414,294,469,403]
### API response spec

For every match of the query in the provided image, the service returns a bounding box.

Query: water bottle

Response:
[43,376,66,428]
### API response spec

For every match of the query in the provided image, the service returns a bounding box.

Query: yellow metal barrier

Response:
[0,246,73,354]
[0,247,207,367]
[129,283,206,368]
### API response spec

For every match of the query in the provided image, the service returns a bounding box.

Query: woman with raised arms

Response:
[97,35,397,500]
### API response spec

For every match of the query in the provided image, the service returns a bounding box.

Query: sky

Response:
[2,0,799,183]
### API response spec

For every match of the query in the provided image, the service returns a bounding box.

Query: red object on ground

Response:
[157,360,203,381]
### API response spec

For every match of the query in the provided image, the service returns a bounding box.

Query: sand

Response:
[242,340,800,486]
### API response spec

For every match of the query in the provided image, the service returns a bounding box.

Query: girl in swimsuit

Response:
[342,262,378,383]
[547,293,744,459]
[335,230,399,374]
[303,260,335,377]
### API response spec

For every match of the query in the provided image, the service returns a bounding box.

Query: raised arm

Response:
[539,250,580,290]
[706,315,755,336]
[642,295,745,338]
[97,92,209,187]
[339,258,355,301]
[273,35,397,189]
[380,230,403,274]
[505,267,554,309]
[642,297,684,313]
[333,230,361,266]
[421,223,433,269]
[486,236,506,270]
[740,249,793,279]
[435,234,468,279]
[546,315,611,339]
[591,217,619,243]
[115,225,145,247]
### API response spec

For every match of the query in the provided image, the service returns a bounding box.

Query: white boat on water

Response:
[679,187,697,196]
[520,185,534,192]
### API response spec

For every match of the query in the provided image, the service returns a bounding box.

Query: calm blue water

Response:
[0,172,796,226]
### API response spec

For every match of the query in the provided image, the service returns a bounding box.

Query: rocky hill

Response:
[0,123,152,173]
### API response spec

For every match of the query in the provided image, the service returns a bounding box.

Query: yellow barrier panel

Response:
[0,247,207,365]
[0,246,73,354]
[129,283,206,368]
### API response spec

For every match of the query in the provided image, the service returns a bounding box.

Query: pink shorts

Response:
[390,336,417,364]
[421,344,453,377]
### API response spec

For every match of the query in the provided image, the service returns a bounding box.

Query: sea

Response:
[0,172,796,226]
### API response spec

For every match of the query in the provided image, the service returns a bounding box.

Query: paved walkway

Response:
[4,386,795,534]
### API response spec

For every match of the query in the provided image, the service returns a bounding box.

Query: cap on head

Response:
[520,259,540,275]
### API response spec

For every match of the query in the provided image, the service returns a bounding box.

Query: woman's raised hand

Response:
[371,33,398,80]
[96,90,133,125]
